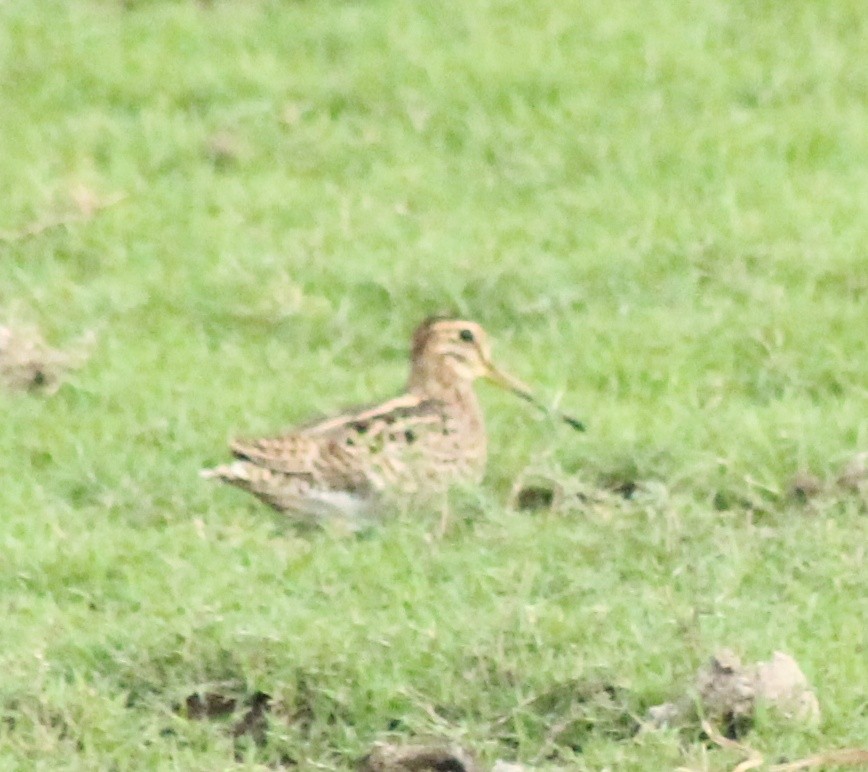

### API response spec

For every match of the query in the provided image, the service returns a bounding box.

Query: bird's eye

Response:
[459,329,475,343]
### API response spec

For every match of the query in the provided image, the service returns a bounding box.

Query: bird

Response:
[201,317,584,527]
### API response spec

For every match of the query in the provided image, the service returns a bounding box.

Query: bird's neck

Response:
[408,363,481,414]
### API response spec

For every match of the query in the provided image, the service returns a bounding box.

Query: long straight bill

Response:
[485,363,586,432]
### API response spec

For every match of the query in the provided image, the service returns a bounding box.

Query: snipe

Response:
[202,317,582,525]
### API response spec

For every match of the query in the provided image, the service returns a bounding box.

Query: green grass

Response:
[1,0,867,768]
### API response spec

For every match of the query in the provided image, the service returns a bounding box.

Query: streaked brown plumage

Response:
[201,318,536,525]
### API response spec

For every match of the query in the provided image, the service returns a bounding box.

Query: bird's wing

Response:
[229,433,327,474]
[296,393,440,437]
[229,393,445,475]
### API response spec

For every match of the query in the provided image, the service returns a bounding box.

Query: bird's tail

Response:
[200,460,260,484]
[200,461,372,528]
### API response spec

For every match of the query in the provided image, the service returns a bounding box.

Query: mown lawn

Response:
[1,0,866,768]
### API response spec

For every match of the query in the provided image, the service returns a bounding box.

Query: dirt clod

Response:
[646,649,819,736]
[787,471,824,502]
[753,652,820,723]
[513,484,559,512]
[837,452,868,494]
[695,649,757,737]
[205,132,245,167]
[509,467,666,518]
[231,691,272,744]
[184,691,237,719]
[0,324,91,393]
[358,743,481,772]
